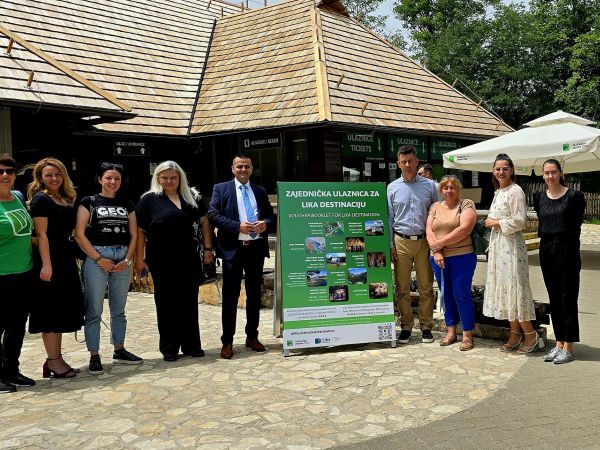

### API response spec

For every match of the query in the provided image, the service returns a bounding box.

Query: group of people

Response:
[0,145,587,393]
[389,146,585,364]
[0,153,274,393]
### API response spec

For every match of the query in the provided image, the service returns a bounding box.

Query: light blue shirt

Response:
[234,178,259,241]
[387,174,437,246]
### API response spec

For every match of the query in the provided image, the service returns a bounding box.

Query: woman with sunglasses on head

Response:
[28,157,83,378]
[0,154,36,392]
[427,175,478,351]
[136,161,213,362]
[74,162,141,375]
[483,153,542,353]
[533,159,586,364]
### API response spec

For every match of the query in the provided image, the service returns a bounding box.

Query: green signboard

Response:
[431,138,459,160]
[277,182,396,352]
[341,133,384,158]
[389,135,427,160]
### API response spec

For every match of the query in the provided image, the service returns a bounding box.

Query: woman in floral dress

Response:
[483,153,544,353]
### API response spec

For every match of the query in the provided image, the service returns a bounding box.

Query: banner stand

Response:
[276,182,396,356]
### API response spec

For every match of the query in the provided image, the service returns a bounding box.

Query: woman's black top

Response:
[533,189,586,240]
[80,194,135,246]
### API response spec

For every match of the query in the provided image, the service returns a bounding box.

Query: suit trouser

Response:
[151,264,202,356]
[221,243,265,344]
[393,235,434,331]
[0,270,33,377]
[540,236,581,342]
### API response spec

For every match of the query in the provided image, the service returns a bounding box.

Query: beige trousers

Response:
[393,235,435,331]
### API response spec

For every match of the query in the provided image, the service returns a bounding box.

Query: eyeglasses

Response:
[101,162,123,171]
[0,168,16,175]
[440,175,458,181]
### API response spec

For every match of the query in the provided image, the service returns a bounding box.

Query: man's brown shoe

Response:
[220,343,233,359]
[245,338,266,352]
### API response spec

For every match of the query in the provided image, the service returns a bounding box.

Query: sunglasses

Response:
[0,168,16,175]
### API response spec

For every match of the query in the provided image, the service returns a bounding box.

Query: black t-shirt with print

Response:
[80,194,135,246]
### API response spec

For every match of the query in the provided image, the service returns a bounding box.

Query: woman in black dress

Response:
[135,160,213,362]
[28,158,83,378]
[533,159,586,364]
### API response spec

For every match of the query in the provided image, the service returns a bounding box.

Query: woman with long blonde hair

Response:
[28,157,83,378]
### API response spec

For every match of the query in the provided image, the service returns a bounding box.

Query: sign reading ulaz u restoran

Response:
[277,182,396,353]
[341,133,384,157]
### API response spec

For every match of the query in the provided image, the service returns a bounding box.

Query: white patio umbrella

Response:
[443,110,600,175]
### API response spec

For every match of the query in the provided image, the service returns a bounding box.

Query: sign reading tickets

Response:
[277,182,396,352]
[389,135,427,160]
[342,133,384,158]
[431,138,459,160]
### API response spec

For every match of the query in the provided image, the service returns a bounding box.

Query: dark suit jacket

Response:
[208,180,275,260]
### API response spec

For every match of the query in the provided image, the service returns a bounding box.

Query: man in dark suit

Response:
[208,154,275,359]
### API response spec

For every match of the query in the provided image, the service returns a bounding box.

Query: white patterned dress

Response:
[483,183,535,321]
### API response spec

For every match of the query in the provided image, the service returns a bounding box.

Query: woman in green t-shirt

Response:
[0,154,36,393]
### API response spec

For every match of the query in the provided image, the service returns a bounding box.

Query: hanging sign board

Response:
[389,135,427,160]
[277,182,396,354]
[114,141,148,157]
[341,133,384,158]
[431,138,459,160]
[242,133,282,150]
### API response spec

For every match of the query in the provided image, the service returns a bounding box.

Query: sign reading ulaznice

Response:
[341,133,384,157]
[389,135,426,160]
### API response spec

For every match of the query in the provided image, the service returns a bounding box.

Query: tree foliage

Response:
[341,0,406,48]
[393,0,600,127]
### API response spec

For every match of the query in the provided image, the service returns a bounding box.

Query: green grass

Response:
[586,219,600,225]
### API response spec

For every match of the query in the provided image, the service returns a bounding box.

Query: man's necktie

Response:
[241,185,257,238]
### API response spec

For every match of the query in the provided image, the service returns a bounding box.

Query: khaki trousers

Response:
[393,235,434,331]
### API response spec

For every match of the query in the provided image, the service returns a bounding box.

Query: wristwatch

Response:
[124,258,132,267]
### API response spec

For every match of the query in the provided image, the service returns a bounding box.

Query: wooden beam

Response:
[310,4,332,122]
[27,70,34,88]
[361,101,369,114]
[6,38,14,54]
[336,73,344,87]
[0,25,131,112]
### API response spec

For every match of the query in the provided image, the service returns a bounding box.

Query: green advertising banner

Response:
[389,135,427,160]
[277,182,396,351]
[341,133,384,158]
[431,138,459,160]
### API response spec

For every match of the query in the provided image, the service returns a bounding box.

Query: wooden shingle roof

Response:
[191,0,511,138]
[319,5,512,137]
[0,27,131,117]
[0,0,242,135]
[1,0,511,138]
[191,0,320,134]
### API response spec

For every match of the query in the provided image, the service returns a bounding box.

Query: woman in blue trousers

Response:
[427,175,478,351]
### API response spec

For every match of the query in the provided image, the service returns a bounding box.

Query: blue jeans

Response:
[430,252,477,332]
[83,245,130,352]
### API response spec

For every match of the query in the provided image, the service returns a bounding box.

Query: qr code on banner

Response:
[378,323,393,341]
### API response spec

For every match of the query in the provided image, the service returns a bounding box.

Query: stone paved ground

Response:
[1,225,598,449]
[2,295,528,449]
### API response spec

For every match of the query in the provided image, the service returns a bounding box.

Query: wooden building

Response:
[0,0,511,199]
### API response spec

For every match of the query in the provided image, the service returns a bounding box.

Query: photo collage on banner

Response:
[277,182,396,352]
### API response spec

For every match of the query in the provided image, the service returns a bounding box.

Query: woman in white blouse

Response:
[483,154,543,353]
